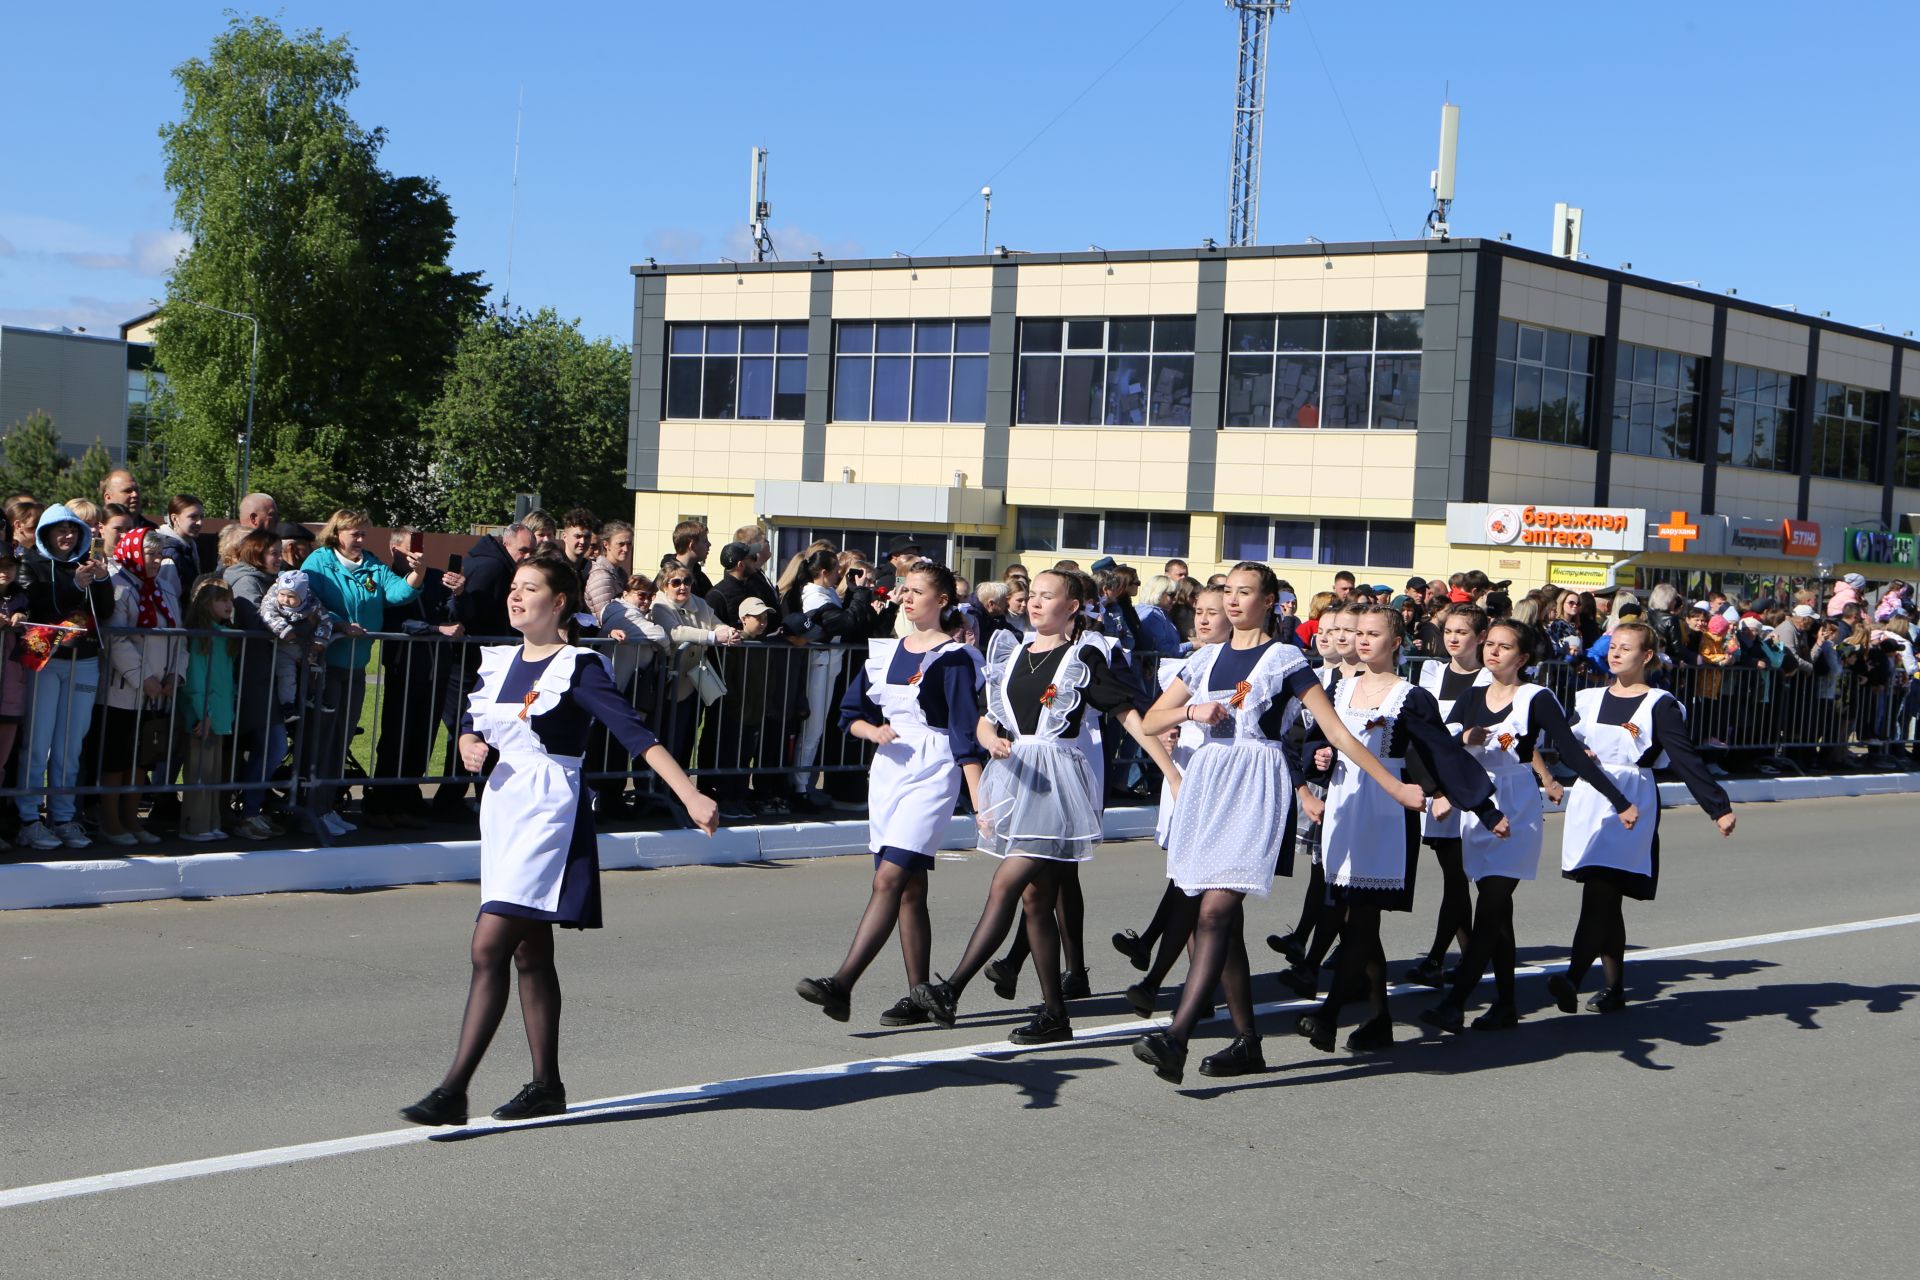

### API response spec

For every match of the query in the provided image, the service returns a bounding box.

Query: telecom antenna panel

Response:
[1426,102,1459,240]
[1226,1,1290,247]
[749,147,776,263]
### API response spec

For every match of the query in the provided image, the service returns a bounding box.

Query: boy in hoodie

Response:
[12,504,116,851]
[259,569,335,722]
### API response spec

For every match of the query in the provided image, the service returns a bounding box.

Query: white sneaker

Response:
[51,821,90,849]
[17,821,63,851]
[236,816,273,841]
[99,831,139,847]
[179,829,225,843]
[320,813,354,837]
[132,829,161,845]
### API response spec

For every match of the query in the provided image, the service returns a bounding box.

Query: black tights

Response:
[1565,880,1627,994]
[1439,876,1519,1010]
[1424,839,1472,967]
[1168,890,1254,1044]
[1142,886,1198,993]
[998,862,1085,976]
[950,858,1067,1014]
[832,860,931,995]
[1139,879,1179,948]
[1318,904,1388,1030]
[1297,862,1341,971]
[440,913,562,1093]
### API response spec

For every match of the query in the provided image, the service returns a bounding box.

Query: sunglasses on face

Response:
[665,578,688,588]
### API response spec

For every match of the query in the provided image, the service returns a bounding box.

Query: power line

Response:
[1298,13,1399,239]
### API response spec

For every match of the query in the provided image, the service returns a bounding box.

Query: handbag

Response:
[138,702,179,768]
[690,654,728,706]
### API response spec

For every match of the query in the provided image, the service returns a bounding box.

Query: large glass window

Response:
[1014,507,1191,557]
[833,320,988,423]
[665,322,808,420]
[775,526,950,568]
[1017,317,1194,426]
[1716,361,1799,473]
[1225,516,1414,569]
[1492,319,1595,446]
[1899,397,1920,488]
[1224,311,1422,430]
[1810,380,1884,483]
[1612,341,1704,461]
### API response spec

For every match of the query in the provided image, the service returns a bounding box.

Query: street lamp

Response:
[176,299,259,510]
[1814,559,1832,610]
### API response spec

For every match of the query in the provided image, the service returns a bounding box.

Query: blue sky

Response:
[3,1,1915,344]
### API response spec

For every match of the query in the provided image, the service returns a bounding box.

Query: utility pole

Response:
[1226,1,1290,247]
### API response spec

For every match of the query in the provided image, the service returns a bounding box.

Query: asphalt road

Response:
[2,795,1916,1279]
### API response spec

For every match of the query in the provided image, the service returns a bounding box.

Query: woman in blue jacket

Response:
[299,509,423,836]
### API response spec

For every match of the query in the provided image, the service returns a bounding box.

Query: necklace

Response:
[1023,637,1066,674]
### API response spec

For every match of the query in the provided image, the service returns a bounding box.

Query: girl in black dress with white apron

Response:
[1296,605,1510,1055]
[1420,620,1638,1032]
[400,558,716,1127]
[912,570,1179,1043]
[797,564,988,1027]
[1407,604,1492,987]
[1550,621,1735,1013]
[1131,567,1426,1085]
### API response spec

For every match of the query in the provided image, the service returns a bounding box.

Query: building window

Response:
[1810,380,1884,483]
[666,323,807,421]
[833,321,989,424]
[1492,320,1596,446]
[1222,515,1413,569]
[1899,397,1920,488]
[1716,362,1799,473]
[1014,507,1190,557]
[1611,341,1704,461]
[774,526,950,568]
[1016,317,1195,427]
[1223,311,1422,430]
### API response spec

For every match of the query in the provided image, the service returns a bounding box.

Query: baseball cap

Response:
[887,534,924,557]
[1689,600,1711,613]
[739,597,774,618]
[274,521,315,543]
[1405,576,1428,592]
[1792,604,1817,618]
[719,541,753,570]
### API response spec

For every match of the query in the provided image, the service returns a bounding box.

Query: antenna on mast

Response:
[504,84,523,311]
[1426,100,1458,241]
[749,147,777,263]
[1225,2,1290,248]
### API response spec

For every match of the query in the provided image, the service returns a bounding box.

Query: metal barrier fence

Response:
[3,629,1914,848]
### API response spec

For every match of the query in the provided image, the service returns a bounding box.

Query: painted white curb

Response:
[0,773,1905,912]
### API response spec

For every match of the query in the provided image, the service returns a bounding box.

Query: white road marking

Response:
[4,910,1916,1211]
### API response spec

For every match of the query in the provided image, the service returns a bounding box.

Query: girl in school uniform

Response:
[1419,619,1638,1032]
[1131,567,1427,1085]
[1295,605,1510,1055]
[910,570,1179,1043]
[1549,621,1735,1014]
[1406,604,1493,987]
[796,563,988,1027]
[400,557,716,1128]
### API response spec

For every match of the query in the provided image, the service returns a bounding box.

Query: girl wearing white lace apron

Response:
[797,564,987,1028]
[1420,620,1637,1033]
[1550,621,1734,1014]
[401,558,715,1128]
[1131,566,1424,1085]
[1296,605,1509,1056]
[912,571,1177,1044]
[1406,603,1492,988]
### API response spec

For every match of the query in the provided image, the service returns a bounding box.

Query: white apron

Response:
[1319,675,1413,892]
[1420,660,1491,841]
[977,629,1109,861]
[468,646,592,913]
[863,638,979,857]
[1561,686,1666,879]
[1458,683,1547,881]
[1154,651,1208,849]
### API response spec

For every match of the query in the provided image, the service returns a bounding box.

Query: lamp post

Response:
[177,299,259,511]
[1814,559,1831,612]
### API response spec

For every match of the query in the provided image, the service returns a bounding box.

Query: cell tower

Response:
[749,146,776,263]
[1226,1,1289,247]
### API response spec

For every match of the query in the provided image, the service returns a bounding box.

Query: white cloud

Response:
[0,214,190,277]
[132,229,191,276]
[643,227,707,261]
[0,295,155,334]
[721,223,862,264]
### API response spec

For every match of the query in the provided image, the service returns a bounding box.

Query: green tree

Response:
[152,14,486,521]
[0,412,77,505]
[421,309,632,532]
[68,441,118,508]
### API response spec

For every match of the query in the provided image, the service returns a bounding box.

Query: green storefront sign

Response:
[1842,526,1918,570]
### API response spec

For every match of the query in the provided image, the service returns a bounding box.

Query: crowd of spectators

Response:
[1,476,1916,856]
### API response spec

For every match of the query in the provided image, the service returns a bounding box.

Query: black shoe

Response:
[1546,975,1580,1014]
[1112,929,1153,971]
[398,1087,467,1126]
[1060,968,1092,1001]
[1293,1013,1336,1053]
[1199,1033,1265,1077]
[983,958,1019,1001]
[878,996,930,1027]
[1405,958,1446,988]
[796,975,852,1023]
[1277,964,1319,1000]
[1132,1031,1187,1084]
[1472,1002,1520,1030]
[491,1079,566,1121]
[1266,930,1306,966]
[1586,989,1628,1014]
[1419,1004,1465,1034]
[1345,1016,1395,1053]
[1124,982,1157,1019]
[1009,1007,1073,1045]
[911,978,958,1029]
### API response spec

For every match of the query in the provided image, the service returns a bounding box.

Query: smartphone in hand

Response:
[447,553,463,574]
[407,530,426,555]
